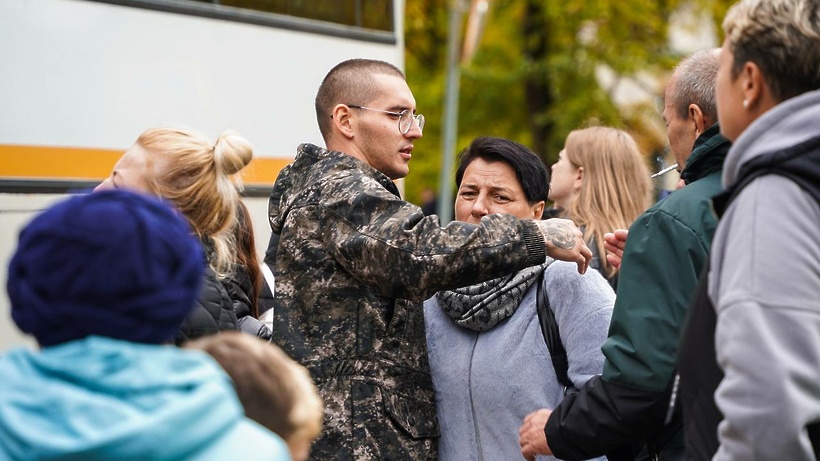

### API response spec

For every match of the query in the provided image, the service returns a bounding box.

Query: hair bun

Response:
[213,130,253,176]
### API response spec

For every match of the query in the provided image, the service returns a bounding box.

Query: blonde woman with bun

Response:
[96,127,254,342]
[548,126,653,290]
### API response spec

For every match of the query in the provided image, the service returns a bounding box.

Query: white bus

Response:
[0,0,405,350]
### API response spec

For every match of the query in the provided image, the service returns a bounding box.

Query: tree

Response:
[403,0,734,206]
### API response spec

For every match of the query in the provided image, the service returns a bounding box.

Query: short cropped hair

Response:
[315,59,406,141]
[724,0,820,101]
[670,48,720,123]
[455,136,550,205]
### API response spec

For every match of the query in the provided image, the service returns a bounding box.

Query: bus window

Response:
[189,0,394,31]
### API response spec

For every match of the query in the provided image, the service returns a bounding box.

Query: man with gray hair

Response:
[519,48,730,461]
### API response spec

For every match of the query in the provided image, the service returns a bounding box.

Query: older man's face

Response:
[662,75,698,170]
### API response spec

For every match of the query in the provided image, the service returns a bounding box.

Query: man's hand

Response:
[603,229,628,269]
[537,219,592,274]
[519,409,553,461]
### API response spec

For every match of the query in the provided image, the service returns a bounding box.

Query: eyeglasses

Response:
[347,105,425,134]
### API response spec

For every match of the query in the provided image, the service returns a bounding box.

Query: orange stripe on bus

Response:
[0,145,290,185]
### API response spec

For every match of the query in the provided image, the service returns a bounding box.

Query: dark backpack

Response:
[535,270,575,393]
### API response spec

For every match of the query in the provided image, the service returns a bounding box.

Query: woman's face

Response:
[454,157,543,224]
[94,144,153,193]
[548,149,582,210]
[716,40,751,142]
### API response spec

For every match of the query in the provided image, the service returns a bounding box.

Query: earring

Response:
[743,100,749,109]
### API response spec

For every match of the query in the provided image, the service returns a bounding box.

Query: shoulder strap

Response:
[536,270,573,391]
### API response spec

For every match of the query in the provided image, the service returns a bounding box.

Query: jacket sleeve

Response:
[546,206,709,459]
[712,176,820,461]
[602,207,710,390]
[318,174,548,301]
[545,375,673,460]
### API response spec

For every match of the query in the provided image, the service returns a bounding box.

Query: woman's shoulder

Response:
[543,261,615,305]
[175,268,239,344]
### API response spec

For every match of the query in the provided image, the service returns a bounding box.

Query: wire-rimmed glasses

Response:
[347,105,425,134]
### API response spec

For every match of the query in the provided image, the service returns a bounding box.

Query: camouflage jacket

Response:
[268,143,547,460]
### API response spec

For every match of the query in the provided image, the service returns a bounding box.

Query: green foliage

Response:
[403,0,734,206]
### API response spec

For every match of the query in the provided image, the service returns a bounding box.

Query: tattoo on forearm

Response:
[545,223,576,250]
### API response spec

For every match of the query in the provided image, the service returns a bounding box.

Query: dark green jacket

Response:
[545,125,730,460]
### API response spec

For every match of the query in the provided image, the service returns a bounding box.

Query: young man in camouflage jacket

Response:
[267,58,592,460]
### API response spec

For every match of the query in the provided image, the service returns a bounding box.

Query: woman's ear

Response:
[741,61,764,110]
[533,201,546,220]
[573,166,584,190]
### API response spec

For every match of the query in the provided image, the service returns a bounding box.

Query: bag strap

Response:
[536,270,574,391]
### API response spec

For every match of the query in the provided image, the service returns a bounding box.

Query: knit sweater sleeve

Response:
[544,261,614,387]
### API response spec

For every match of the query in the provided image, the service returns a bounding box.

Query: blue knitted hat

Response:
[8,189,205,346]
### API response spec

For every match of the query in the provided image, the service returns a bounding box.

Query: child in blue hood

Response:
[0,189,291,461]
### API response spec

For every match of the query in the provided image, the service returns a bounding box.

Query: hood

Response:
[723,89,820,187]
[0,336,249,461]
[268,143,328,236]
[268,143,401,236]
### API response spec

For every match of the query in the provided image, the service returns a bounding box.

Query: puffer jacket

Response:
[175,266,238,345]
[223,265,273,341]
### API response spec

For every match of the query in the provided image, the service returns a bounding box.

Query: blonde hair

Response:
[562,126,653,278]
[184,332,323,452]
[136,127,252,275]
[724,0,820,102]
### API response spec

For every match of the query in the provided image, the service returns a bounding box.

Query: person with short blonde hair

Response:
[549,126,652,287]
[185,332,323,461]
[678,0,820,459]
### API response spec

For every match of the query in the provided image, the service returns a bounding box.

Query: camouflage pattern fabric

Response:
[268,143,548,460]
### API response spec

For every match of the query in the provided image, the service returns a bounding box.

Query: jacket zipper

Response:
[469,333,485,461]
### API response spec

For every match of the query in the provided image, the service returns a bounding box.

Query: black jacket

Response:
[175,266,239,344]
[223,265,273,341]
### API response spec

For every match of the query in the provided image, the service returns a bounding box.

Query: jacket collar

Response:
[681,124,731,184]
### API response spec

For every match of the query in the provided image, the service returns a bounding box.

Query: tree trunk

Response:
[522,0,555,161]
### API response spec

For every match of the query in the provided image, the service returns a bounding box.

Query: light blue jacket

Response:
[424,261,613,461]
[0,336,291,461]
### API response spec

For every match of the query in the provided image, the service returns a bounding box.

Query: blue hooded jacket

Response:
[0,336,291,461]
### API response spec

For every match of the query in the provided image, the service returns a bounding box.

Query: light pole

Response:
[436,0,489,224]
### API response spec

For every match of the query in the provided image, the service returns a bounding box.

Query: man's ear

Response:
[689,103,707,137]
[330,104,355,140]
